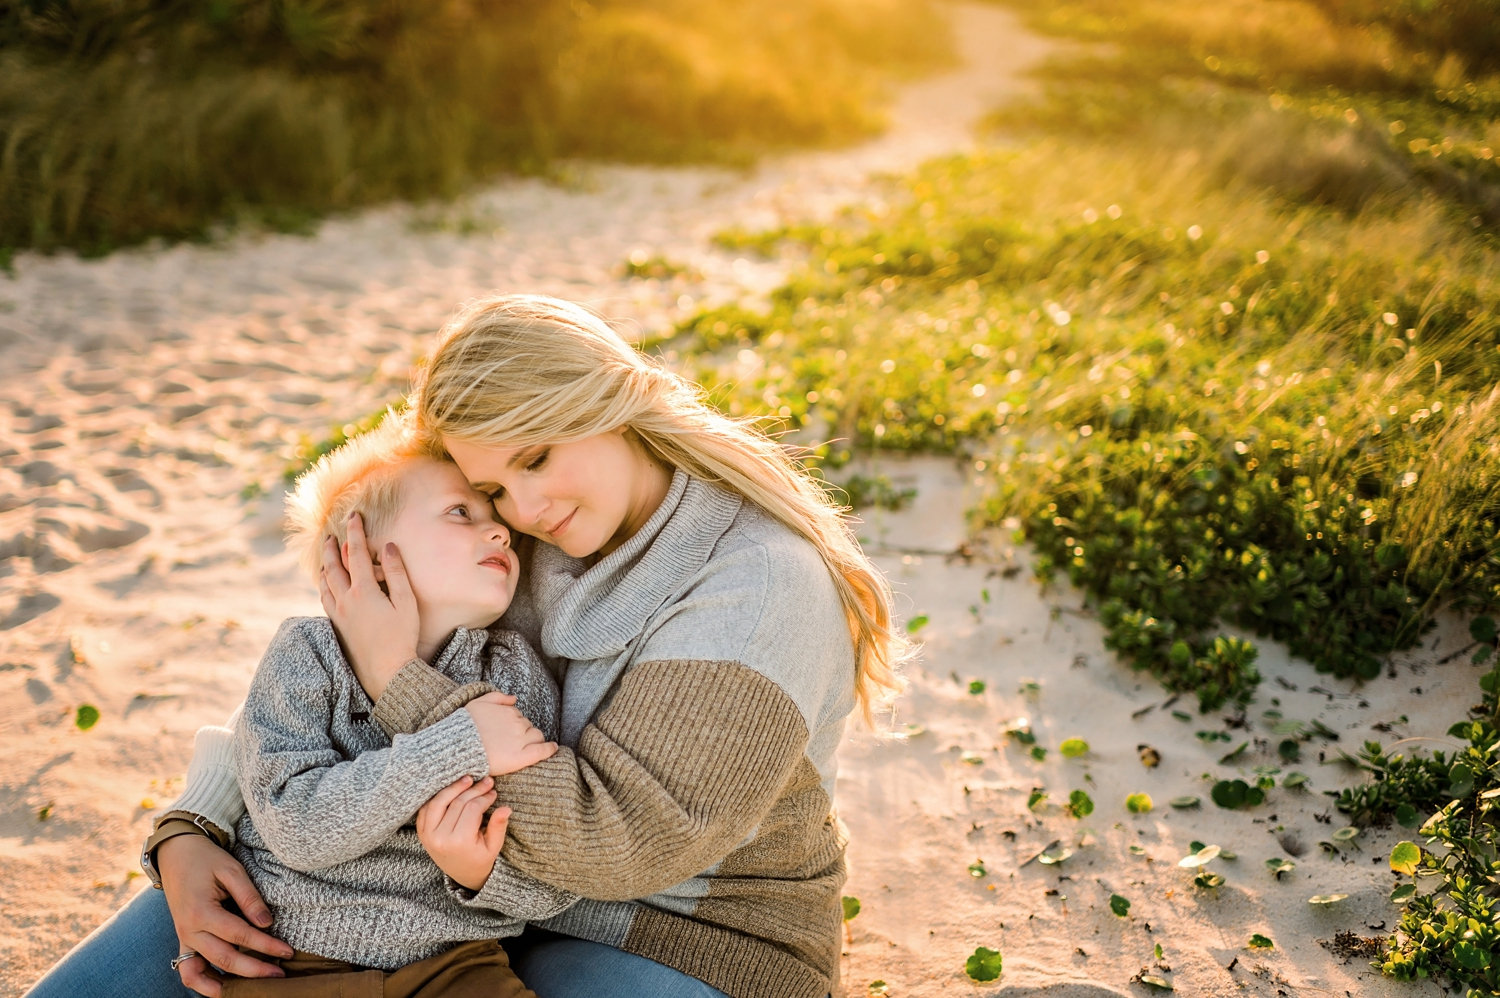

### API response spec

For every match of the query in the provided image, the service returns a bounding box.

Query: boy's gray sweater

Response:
[232,616,575,971]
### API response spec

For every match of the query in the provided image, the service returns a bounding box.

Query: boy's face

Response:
[372,458,520,639]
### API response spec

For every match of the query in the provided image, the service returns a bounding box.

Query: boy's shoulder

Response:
[259,616,348,674]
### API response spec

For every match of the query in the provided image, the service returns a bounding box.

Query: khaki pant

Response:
[221,939,537,998]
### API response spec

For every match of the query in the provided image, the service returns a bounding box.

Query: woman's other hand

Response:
[464,691,558,775]
[157,833,293,997]
[319,512,418,701]
[416,775,511,891]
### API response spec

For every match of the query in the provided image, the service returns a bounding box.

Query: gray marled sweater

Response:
[232,616,574,970]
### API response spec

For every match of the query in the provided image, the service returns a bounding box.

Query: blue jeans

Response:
[24,889,728,998]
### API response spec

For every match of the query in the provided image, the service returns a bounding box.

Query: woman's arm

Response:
[490,655,812,899]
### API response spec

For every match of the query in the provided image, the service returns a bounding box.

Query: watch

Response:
[140,811,228,889]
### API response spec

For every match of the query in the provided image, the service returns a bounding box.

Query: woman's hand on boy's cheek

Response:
[416,775,510,892]
[319,515,418,700]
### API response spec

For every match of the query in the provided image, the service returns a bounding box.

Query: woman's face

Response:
[442,430,671,559]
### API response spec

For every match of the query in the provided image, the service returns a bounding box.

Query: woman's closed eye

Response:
[524,448,550,472]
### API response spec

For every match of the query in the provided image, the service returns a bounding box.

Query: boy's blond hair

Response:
[284,413,428,583]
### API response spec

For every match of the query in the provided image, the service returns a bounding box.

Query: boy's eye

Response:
[448,504,472,519]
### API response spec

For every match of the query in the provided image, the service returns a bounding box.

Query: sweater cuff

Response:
[372,658,461,736]
[166,716,246,842]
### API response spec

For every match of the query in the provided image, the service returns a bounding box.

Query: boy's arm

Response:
[447,855,578,920]
[236,619,490,872]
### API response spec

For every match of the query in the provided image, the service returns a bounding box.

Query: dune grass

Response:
[675,1,1498,986]
[0,0,950,256]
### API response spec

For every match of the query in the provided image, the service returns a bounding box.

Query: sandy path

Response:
[0,4,1476,995]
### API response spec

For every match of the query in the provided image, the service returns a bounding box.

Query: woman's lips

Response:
[547,509,575,539]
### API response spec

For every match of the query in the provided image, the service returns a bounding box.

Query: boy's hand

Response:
[417,775,511,891]
[465,691,558,775]
[320,513,418,701]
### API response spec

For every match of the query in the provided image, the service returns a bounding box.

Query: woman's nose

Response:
[504,488,547,532]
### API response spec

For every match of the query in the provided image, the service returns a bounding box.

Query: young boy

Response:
[224,415,570,997]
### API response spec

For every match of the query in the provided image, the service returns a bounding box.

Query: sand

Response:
[0,4,1481,995]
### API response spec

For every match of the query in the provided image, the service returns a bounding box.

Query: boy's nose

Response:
[488,522,511,547]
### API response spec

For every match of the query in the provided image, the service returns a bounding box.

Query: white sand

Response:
[0,5,1479,995]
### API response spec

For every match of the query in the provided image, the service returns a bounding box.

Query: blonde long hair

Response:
[412,294,908,724]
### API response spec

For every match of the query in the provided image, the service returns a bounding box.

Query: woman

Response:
[27,294,906,998]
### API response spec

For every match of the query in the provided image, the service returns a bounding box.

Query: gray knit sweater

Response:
[232,617,575,970]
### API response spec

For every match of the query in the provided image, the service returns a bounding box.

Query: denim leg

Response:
[24,886,197,998]
[507,930,730,998]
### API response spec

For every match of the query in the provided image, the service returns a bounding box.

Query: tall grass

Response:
[678,0,1498,708]
[0,0,950,255]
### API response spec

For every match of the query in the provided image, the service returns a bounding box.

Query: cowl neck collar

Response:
[528,469,742,662]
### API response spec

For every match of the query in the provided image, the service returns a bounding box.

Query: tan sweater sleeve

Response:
[371,658,491,737]
[492,657,809,901]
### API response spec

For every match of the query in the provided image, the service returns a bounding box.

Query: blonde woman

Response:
[27,295,906,998]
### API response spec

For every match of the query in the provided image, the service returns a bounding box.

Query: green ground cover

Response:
[678,2,1498,988]
[0,0,949,256]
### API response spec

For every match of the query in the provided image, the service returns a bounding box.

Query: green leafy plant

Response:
[1110,893,1131,917]
[842,896,861,921]
[1126,792,1153,813]
[1248,933,1275,949]
[1378,668,1500,993]
[1060,738,1090,758]
[1066,789,1095,818]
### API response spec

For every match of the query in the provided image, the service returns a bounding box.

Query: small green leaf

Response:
[1282,771,1309,789]
[1265,858,1295,879]
[1027,788,1048,811]
[1389,884,1416,902]
[901,723,927,738]
[1169,795,1201,809]
[1452,941,1490,971]
[868,982,890,997]
[842,896,861,921]
[1067,789,1095,817]
[1331,826,1360,844]
[1211,779,1248,808]
[1448,762,1475,797]
[960,750,985,766]
[1470,615,1497,644]
[1171,710,1192,722]
[75,704,100,731]
[37,804,52,821]
[968,861,987,878]
[1247,934,1274,949]
[1060,738,1090,758]
[1126,792,1153,813]
[1218,741,1248,763]
[1389,841,1421,875]
[1129,844,1148,856]
[1154,943,1164,961]
[965,946,1003,982]
[1109,893,1130,917]
[968,679,986,695]
[1193,871,1225,889]
[1030,745,1048,761]
[905,614,929,634]
[1308,894,1348,905]
[1140,973,1173,990]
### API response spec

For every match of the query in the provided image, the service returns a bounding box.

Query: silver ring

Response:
[170,950,200,971]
